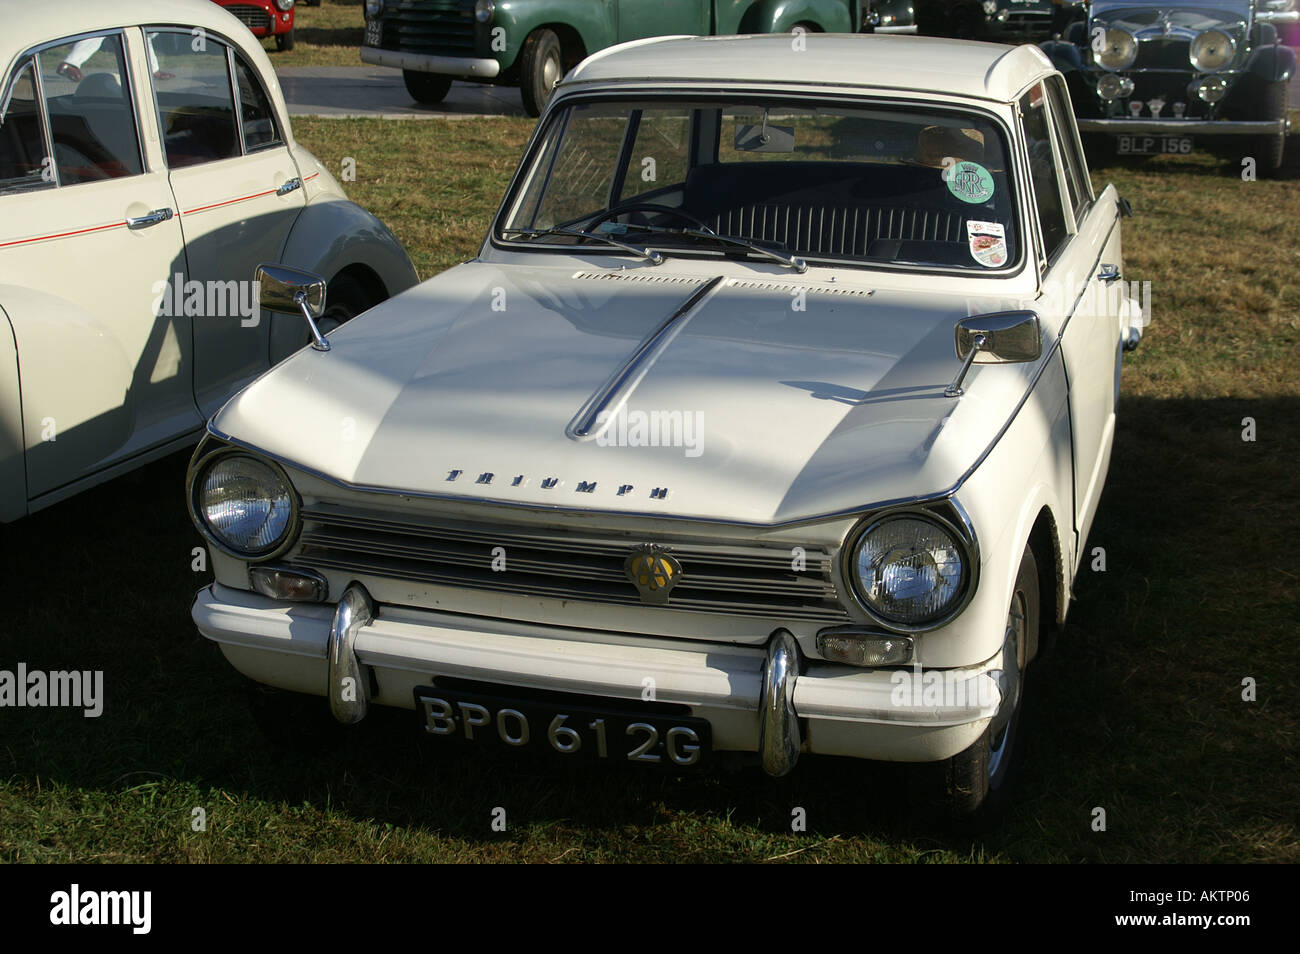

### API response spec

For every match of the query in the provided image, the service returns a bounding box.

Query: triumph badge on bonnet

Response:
[624,545,683,605]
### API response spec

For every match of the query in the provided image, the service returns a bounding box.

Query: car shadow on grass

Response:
[1,394,1295,861]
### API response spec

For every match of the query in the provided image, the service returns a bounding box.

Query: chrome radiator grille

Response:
[226,4,272,32]
[379,0,475,56]
[291,505,850,623]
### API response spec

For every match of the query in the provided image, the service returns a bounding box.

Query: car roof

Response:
[2,0,248,68]
[563,33,1055,104]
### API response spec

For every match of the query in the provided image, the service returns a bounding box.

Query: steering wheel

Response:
[587,202,711,232]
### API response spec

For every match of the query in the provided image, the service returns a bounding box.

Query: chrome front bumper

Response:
[194,583,1001,770]
[359,46,501,79]
[1076,118,1287,135]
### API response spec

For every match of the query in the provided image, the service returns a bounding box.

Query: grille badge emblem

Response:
[624,545,683,605]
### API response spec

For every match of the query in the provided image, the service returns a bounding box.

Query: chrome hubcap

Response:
[542,53,561,92]
[987,593,1026,782]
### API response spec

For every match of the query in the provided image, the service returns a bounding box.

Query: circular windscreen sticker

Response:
[945,160,995,204]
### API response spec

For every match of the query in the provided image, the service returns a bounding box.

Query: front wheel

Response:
[275,27,295,52]
[403,69,452,105]
[316,274,377,339]
[910,544,1040,830]
[1250,79,1288,178]
[519,28,563,117]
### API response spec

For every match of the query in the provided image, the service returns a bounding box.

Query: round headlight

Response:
[1194,74,1229,103]
[475,0,496,23]
[365,0,384,17]
[1096,72,1135,101]
[274,0,295,12]
[1189,30,1235,72]
[849,514,969,628]
[196,455,295,557]
[1095,28,1138,71]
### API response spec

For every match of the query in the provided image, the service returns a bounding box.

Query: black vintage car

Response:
[1039,0,1296,174]
[867,0,1085,39]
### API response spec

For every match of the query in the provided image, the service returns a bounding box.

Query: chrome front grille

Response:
[380,0,475,56]
[290,505,850,623]
[1135,37,1193,70]
[226,4,272,32]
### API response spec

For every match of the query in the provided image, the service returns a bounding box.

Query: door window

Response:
[36,34,143,185]
[0,61,52,194]
[233,52,280,152]
[1020,84,1069,263]
[1045,76,1092,223]
[146,31,239,168]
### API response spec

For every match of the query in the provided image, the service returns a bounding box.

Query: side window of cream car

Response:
[145,29,307,416]
[0,31,201,508]
[0,63,53,194]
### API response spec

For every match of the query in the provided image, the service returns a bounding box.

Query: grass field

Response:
[0,117,1296,863]
[255,0,367,67]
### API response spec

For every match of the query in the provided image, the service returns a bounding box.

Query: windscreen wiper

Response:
[502,226,663,265]
[612,224,807,273]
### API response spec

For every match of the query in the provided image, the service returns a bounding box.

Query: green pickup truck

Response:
[361,0,865,115]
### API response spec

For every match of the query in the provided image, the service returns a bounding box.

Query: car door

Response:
[145,29,306,417]
[1021,77,1122,559]
[0,30,198,502]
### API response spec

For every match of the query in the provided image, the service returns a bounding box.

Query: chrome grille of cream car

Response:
[290,505,850,622]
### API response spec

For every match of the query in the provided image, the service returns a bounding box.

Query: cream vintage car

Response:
[188,33,1145,823]
[0,0,417,521]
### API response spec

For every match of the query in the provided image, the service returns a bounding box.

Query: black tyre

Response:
[317,273,377,338]
[910,544,1040,831]
[1251,79,1287,178]
[275,27,295,52]
[519,28,563,117]
[403,69,453,105]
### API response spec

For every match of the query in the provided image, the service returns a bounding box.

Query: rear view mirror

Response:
[734,109,794,152]
[256,263,330,352]
[946,311,1041,397]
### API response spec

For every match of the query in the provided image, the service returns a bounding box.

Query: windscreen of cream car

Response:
[499,98,1021,273]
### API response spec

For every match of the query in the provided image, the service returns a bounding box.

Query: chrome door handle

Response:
[1097,263,1121,283]
[276,177,302,196]
[126,207,174,229]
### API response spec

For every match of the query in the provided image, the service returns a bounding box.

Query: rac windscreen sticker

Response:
[945,160,995,204]
[967,220,1007,268]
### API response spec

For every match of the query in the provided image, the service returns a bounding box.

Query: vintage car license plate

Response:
[415,687,712,769]
[1116,135,1193,156]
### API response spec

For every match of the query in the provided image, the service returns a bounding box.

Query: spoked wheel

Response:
[910,544,1039,831]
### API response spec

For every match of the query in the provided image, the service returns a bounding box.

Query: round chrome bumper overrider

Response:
[759,629,803,777]
[328,583,375,724]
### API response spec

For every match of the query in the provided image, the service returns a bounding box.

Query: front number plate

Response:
[1116,135,1193,156]
[415,687,712,770]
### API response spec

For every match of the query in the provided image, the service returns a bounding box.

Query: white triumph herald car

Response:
[189,33,1144,821]
[0,0,416,521]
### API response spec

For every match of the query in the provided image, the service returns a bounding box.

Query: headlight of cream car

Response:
[848,512,971,629]
[1095,28,1138,71]
[193,454,296,558]
[1189,30,1235,72]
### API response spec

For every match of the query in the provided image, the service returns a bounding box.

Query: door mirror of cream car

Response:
[946,311,1042,397]
[256,263,331,352]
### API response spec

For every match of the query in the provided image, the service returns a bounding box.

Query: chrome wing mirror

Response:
[256,263,330,352]
[945,311,1041,398]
